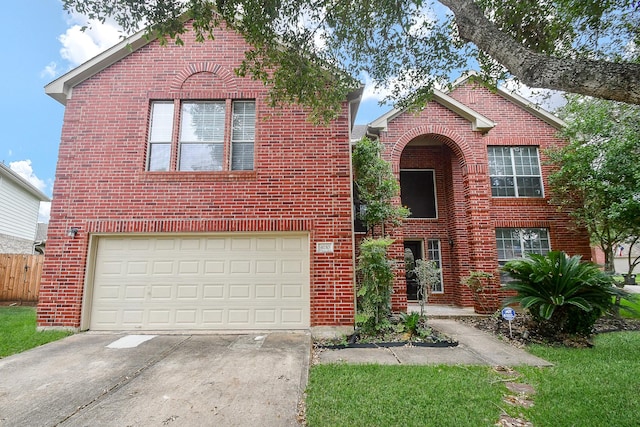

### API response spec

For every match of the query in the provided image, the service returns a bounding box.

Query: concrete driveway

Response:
[0,332,310,426]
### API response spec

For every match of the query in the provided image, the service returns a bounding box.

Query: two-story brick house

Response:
[38,23,590,332]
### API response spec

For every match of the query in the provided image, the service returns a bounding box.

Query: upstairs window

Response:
[231,101,256,171]
[400,170,437,218]
[488,146,543,197]
[148,102,174,172]
[179,101,226,171]
[147,99,255,172]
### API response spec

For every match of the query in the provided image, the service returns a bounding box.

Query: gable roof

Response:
[450,72,565,129]
[45,29,158,105]
[368,88,496,133]
[0,163,50,202]
[45,21,365,125]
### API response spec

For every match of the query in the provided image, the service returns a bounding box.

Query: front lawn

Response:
[520,332,640,426]
[306,364,503,426]
[306,332,640,426]
[0,306,72,358]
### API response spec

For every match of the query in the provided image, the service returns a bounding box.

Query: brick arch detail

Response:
[389,125,477,174]
[171,62,238,92]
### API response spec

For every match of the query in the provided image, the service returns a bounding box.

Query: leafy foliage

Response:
[547,95,640,272]
[63,0,640,123]
[356,238,395,335]
[352,137,409,236]
[503,251,625,336]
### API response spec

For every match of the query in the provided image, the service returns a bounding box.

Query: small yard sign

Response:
[501,307,516,338]
[501,307,516,321]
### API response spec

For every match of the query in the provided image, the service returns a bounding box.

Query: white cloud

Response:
[361,72,393,103]
[58,12,124,67]
[9,160,50,223]
[38,202,51,224]
[9,160,47,193]
[40,62,58,79]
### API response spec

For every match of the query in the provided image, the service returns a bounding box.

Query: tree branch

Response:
[440,0,640,105]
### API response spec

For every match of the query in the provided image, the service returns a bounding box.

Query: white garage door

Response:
[88,234,310,331]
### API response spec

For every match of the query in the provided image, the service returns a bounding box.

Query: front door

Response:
[404,241,423,301]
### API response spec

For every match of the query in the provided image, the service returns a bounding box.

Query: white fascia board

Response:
[45,31,156,105]
[368,89,495,132]
[496,88,566,129]
[452,71,565,130]
[0,163,50,202]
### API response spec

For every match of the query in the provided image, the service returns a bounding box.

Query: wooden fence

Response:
[0,254,44,303]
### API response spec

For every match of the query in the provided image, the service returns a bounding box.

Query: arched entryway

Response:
[392,133,473,307]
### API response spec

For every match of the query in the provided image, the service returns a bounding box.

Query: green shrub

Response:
[502,251,625,336]
[356,237,395,335]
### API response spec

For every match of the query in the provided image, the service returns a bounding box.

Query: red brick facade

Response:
[38,26,356,329]
[39,24,591,329]
[365,81,591,313]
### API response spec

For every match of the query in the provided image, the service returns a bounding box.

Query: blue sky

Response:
[2,1,560,223]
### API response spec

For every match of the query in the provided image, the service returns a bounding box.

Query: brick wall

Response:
[38,25,355,329]
[376,82,591,312]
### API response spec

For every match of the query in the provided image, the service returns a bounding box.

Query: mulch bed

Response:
[456,314,640,348]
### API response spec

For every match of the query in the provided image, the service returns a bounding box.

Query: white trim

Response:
[45,29,159,105]
[0,163,50,202]
[369,88,496,132]
[451,71,565,130]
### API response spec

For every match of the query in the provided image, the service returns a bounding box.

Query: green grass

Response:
[520,332,640,426]
[306,332,640,426]
[619,293,640,318]
[306,364,504,426]
[0,307,72,358]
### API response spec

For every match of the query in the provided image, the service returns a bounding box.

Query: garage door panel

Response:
[90,234,309,330]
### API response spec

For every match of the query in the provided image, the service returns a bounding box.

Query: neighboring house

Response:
[0,163,50,254]
[39,22,590,332]
[355,75,591,312]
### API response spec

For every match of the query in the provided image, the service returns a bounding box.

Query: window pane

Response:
[489,146,542,198]
[488,146,513,176]
[231,101,255,170]
[497,227,551,283]
[149,102,174,142]
[179,144,223,171]
[513,147,541,176]
[491,177,516,197]
[232,101,255,142]
[516,177,543,197]
[427,239,443,293]
[400,170,437,218]
[231,142,254,170]
[180,102,225,142]
[148,143,171,171]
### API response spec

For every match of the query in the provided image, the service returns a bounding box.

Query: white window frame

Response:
[427,239,444,293]
[230,100,256,171]
[146,99,255,172]
[488,146,544,197]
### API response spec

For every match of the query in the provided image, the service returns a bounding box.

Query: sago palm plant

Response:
[502,251,625,336]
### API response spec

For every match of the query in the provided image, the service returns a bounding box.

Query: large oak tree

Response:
[63,0,640,119]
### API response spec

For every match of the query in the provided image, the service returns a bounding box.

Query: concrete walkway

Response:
[316,316,552,367]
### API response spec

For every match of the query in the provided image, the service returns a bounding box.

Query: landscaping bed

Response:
[457,313,640,348]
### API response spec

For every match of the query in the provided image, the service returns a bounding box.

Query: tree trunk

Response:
[440,0,640,105]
